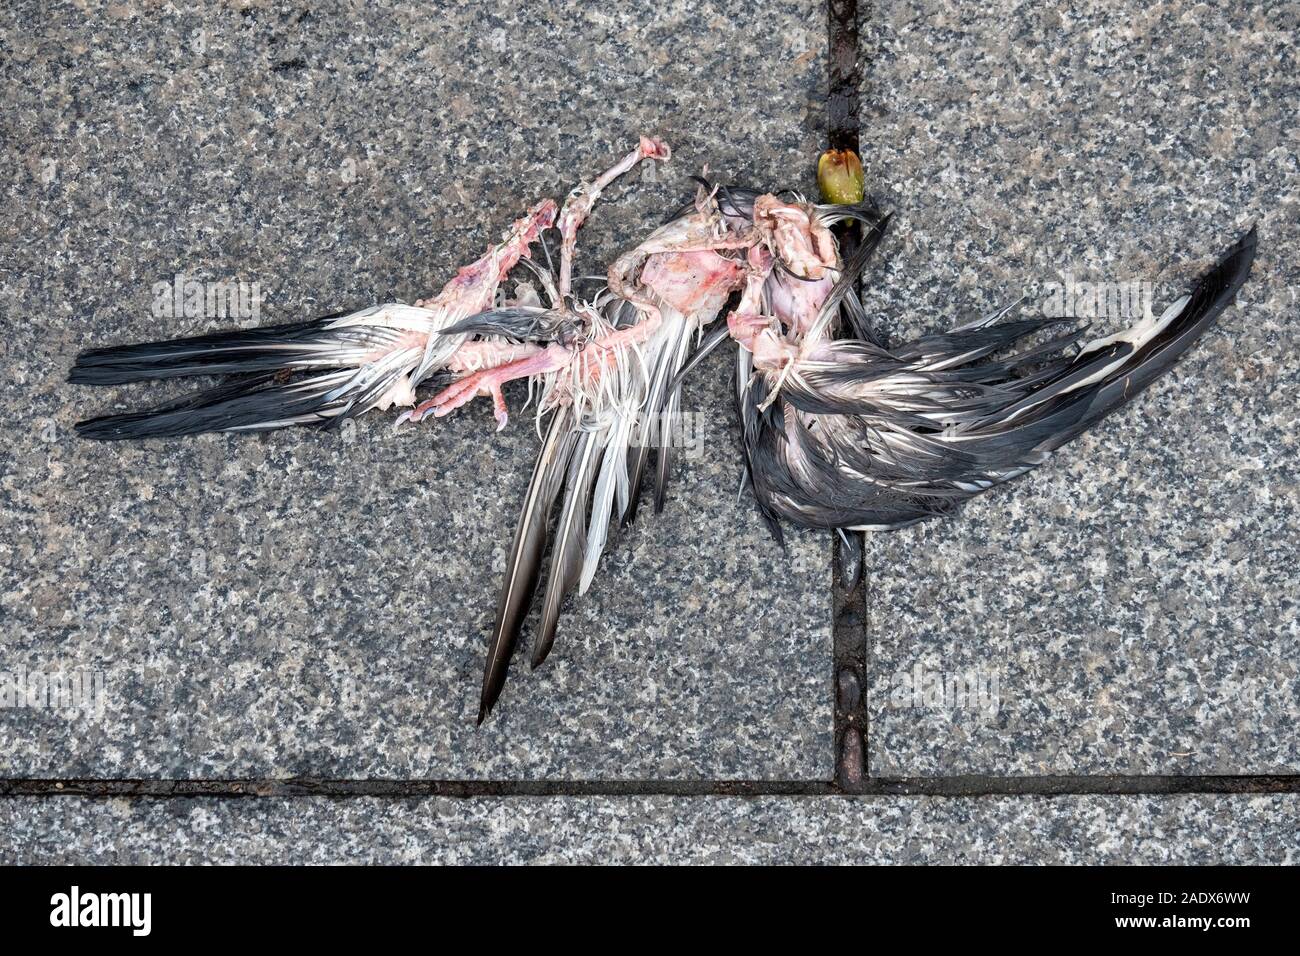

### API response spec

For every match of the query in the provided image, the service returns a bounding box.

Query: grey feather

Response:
[478,408,576,722]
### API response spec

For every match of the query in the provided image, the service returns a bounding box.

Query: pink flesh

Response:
[556,137,671,296]
[408,345,569,429]
[448,340,546,374]
[361,329,426,365]
[397,179,852,426]
[365,199,557,413]
[725,247,798,372]
[768,271,835,338]
[400,139,678,427]
[752,195,837,280]
[416,199,558,314]
[638,249,745,315]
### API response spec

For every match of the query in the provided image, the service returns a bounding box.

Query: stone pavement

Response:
[0,0,1296,863]
[1,0,830,780]
[1,795,1294,864]
[858,0,1298,777]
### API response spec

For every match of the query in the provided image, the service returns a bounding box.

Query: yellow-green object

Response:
[817,149,864,204]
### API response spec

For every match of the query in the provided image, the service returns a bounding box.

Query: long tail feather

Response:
[1034,224,1258,449]
[478,408,576,723]
[68,312,356,385]
[652,384,683,514]
[72,369,373,439]
[70,305,437,438]
[531,432,600,669]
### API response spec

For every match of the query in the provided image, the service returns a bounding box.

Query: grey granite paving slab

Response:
[858,0,1298,775]
[3,794,1296,864]
[0,1,830,778]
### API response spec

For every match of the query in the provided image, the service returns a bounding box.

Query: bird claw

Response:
[492,387,510,431]
[394,397,441,429]
[395,371,514,431]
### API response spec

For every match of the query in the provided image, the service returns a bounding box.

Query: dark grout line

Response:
[832,532,870,788]
[827,0,871,789]
[827,0,861,154]
[2,776,1298,799]
[0,780,830,799]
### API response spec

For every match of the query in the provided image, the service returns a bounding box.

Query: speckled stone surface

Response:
[858,0,1299,774]
[0,1,831,778]
[3,794,1297,863]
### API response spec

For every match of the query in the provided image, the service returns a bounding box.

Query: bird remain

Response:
[68,137,1258,722]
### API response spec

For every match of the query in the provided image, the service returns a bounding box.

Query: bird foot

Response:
[396,347,568,431]
[396,372,510,431]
